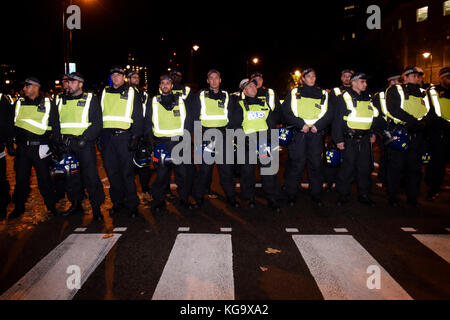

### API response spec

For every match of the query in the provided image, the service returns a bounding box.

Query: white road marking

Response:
[412,234,450,264]
[401,227,417,232]
[74,228,87,232]
[334,228,348,233]
[0,233,121,300]
[113,227,127,232]
[286,228,299,233]
[220,228,232,232]
[292,235,412,300]
[152,233,234,300]
[177,227,190,232]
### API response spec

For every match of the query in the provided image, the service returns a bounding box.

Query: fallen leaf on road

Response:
[102,233,114,239]
[265,248,281,254]
[260,266,268,272]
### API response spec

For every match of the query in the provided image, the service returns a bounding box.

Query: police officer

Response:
[231,78,281,212]
[192,69,239,208]
[384,67,430,207]
[332,72,380,206]
[249,71,282,123]
[416,67,431,90]
[170,69,192,101]
[372,71,402,185]
[127,70,152,197]
[57,72,105,220]
[55,74,69,105]
[144,74,194,212]
[100,66,144,218]
[9,77,61,219]
[282,68,333,207]
[0,92,14,220]
[425,67,450,200]
[323,69,354,192]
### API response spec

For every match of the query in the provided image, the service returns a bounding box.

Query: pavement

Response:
[0,149,449,301]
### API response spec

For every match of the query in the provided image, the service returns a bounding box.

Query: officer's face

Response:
[341,72,352,86]
[160,79,173,95]
[352,79,367,92]
[172,73,182,83]
[441,75,450,88]
[68,80,83,95]
[404,73,419,85]
[302,72,316,86]
[111,72,125,88]
[207,72,221,91]
[62,77,69,90]
[129,74,140,86]
[23,84,39,98]
[243,82,258,98]
[251,76,263,88]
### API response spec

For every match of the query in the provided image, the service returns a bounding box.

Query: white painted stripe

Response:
[412,234,450,264]
[220,228,232,232]
[177,227,190,232]
[334,228,348,233]
[152,233,234,300]
[401,227,417,232]
[0,233,121,300]
[292,235,412,300]
[113,227,127,232]
[74,228,87,232]
[286,228,299,233]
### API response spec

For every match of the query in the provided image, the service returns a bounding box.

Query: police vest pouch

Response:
[173,109,180,117]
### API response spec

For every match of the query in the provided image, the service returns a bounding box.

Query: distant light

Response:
[55,80,60,85]
[422,52,431,58]
[294,70,301,77]
[173,52,177,56]
[193,45,200,51]
[5,80,10,84]
[252,57,259,64]
[126,65,130,69]
[168,68,171,71]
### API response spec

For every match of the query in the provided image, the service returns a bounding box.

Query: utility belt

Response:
[344,129,370,141]
[16,139,48,146]
[108,128,131,136]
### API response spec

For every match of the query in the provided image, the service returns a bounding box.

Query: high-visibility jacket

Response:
[342,91,379,130]
[199,90,229,128]
[58,92,93,135]
[152,94,186,138]
[428,87,450,122]
[385,85,430,124]
[239,98,270,134]
[290,88,328,126]
[14,97,51,135]
[101,86,135,129]
[241,88,276,111]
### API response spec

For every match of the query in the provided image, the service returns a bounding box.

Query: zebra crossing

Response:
[1,225,449,300]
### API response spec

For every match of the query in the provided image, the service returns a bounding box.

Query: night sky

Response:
[1,0,400,96]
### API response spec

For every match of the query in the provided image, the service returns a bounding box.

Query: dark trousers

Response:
[336,135,372,197]
[425,130,449,194]
[13,144,56,210]
[1,155,10,211]
[137,166,151,193]
[101,132,139,211]
[152,163,191,203]
[284,131,324,197]
[67,140,105,209]
[386,133,424,201]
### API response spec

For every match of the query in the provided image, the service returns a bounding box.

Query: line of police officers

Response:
[0,65,449,221]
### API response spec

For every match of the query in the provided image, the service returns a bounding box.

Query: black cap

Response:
[439,67,450,78]
[68,72,84,82]
[403,66,419,76]
[127,70,138,78]
[342,69,355,75]
[160,74,173,82]
[110,65,125,75]
[170,69,182,77]
[351,72,368,81]
[302,68,315,77]
[250,71,263,79]
[23,77,41,87]
[387,71,401,82]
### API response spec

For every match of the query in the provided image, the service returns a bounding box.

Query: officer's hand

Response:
[128,135,139,152]
[77,137,87,149]
[311,125,318,133]
[337,142,345,150]
[370,134,376,144]
[302,124,310,133]
[6,143,16,157]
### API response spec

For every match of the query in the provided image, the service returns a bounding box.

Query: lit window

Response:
[352,32,356,39]
[416,6,428,22]
[444,1,450,16]
[398,18,402,29]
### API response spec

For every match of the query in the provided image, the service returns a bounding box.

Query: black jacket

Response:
[385,83,426,127]
[0,94,13,146]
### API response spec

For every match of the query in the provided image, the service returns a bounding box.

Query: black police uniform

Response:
[100,83,144,217]
[425,84,450,198]
[282,84,334,205]
[59,92,105,218]
[0,94,14,219]
[333,87,381,205]
[11,96,61,218]
[371,88,389,184]
[191,88,238,207]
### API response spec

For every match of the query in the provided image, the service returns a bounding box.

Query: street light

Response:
[422,51,433,83]
[252,57,259,64]
[246,56,260,76]
[192,44,200,52]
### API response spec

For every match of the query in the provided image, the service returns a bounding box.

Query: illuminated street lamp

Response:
[422,51,433,83]
[192,44,200,52]
[5,80,11,85]
[252,57,259,64]
[246,56,260,76]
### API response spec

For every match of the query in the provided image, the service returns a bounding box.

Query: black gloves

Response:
[6,142,16,157]
[128,135,140,152]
